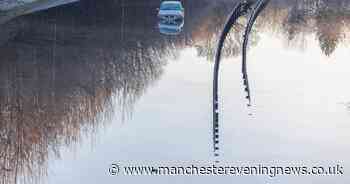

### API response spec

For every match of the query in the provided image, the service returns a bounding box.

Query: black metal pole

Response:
[242,0,270,107]
[213,0,252,159]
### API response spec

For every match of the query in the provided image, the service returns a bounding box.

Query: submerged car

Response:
[158,20,184,35]
[157,1,184,22]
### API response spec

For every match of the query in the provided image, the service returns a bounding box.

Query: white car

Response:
[157,1,184,22]
[158,20,184,35]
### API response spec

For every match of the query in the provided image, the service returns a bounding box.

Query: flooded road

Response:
[1,0,350,183]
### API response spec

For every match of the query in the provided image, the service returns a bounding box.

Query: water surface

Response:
[0,0,350,183]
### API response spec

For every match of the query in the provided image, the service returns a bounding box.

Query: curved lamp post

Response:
[213,0,270,161]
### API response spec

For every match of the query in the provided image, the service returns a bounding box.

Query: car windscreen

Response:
[160,3,182,10]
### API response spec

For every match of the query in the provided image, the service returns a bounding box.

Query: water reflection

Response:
[268,0,350,56]
[0,0,350,183]
[0,2,180,183]
[191,0,350,58]
[191,1,257,60]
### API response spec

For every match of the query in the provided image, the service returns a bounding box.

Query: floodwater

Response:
[0,0,350,183]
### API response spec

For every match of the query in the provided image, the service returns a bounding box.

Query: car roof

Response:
[161,1,182,5]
